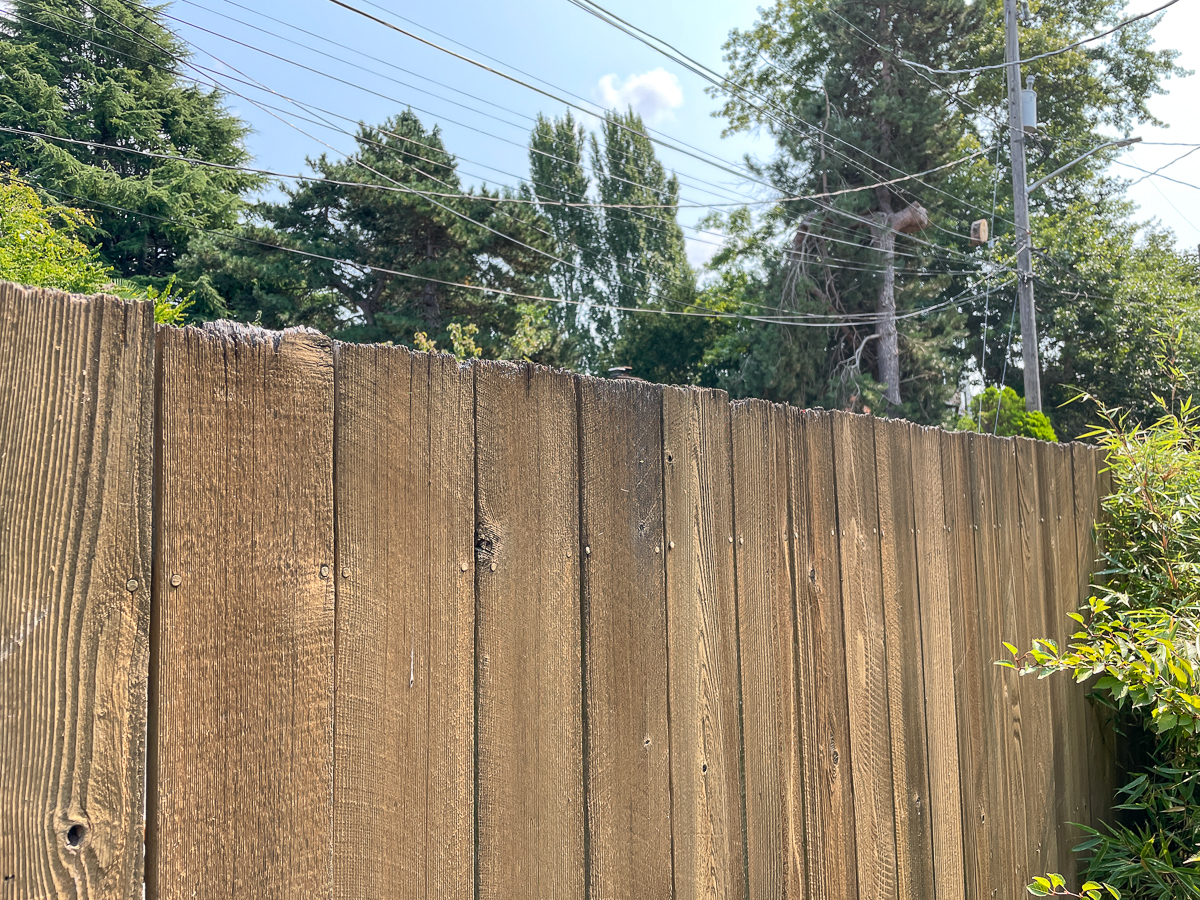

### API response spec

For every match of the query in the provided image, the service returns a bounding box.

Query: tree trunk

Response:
[874,222,901,408]
[421,228,441,330]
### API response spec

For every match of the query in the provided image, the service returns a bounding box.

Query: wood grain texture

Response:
[150,322,335,900]
[0,284,154,900]
[1035,441,1090,886]
[872,418,934,900]
[908,426,965,900]
[662,387,746,900]
[830,411,897,900]
[940,431,991,900]
[1072,444,1116,829]
[332,346,475,900]
[579,376,671,900]
[730,400,803,900]
[474,360,584,900]
[967,434,1018,900]
[789,409,857,900]
[1012,439,1058,880]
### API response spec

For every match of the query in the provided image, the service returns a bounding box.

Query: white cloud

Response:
[596,68,684,123]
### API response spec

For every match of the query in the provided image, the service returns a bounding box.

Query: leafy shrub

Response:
[957,385,1059,441]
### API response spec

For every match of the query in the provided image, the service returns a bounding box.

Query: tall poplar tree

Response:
[0,0,259,279]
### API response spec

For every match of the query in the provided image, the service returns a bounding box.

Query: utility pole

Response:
[1004,0,1042,412]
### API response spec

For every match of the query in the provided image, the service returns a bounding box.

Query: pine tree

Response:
[0,0,260,279]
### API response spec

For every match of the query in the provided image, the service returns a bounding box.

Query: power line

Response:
[897,0,1181,76]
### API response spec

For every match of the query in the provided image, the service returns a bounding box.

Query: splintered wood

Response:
[0,283,1118,900]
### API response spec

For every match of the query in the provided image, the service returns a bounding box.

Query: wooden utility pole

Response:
[1004,0,1042,412]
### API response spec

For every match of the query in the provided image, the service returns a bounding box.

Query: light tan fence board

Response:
[873,418,935,900]
[150,323,335,900]
[474,360,585,900]
[663,386,747,900]
[332,346,475,900]
[831,411,898,900]
[731,400,804,900]
[909,426,966,900]
[791,410,858,900]
[0,284,154,900]
[580,376,672,900]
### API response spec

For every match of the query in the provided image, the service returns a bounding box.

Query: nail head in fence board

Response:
[1036,441,1090,886]
[730,400,803,900]
[332,346,474,900]
[872,419,935,900]
[0,284,153,900]
[150,323,335,900]
[1013,439,1058,879]
[987,437,1031,899]
[474,361,584,900]
[909,426,966,900]
[940,431,990,900]
[830,411,897,900]
[791,410,857,900]
[579,376,671,900]
[662,387,747,900]
[967,434,1016,900]
[1071,444,1115,828]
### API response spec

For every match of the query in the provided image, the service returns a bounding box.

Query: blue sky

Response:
[165,0,1200,262]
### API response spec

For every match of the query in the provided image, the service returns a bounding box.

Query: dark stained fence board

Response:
[790,410,857,900]
[908,426,966,900]
[1072,444,1116,828]
[0,284,154,900]
[474,360,585,900]
[967,434,1019,900]
[663,387,747,900]
[332,346,475,900]
[730,400,803,900]
[830,412,898,900]
[579,376,672,900]
[1012,439,1059,880]
[873,418,935,900]
[940,431,991,900]
[150,323,335,900]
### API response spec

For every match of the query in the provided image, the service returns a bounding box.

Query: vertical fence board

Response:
[909,427,966,900]
[731,400,803,900]
[1013,440,1058,880]
[580,377,671,900]
[968,434,1018,900]
[941,431,991,900]
[151,323,335,900]
[791,410,858,900]
[1072,444,1116,828]
[474,361,584,900]
[663,387,747,900]
[332,346,475,900]
[831,412,898,900]
[873,419,935,900]
[1036,441,1090,884]
[0,285,153,900]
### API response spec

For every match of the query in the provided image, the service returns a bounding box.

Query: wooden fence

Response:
[0,282,1116,900]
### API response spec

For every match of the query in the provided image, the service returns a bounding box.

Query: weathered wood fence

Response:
[0,282,1115,900]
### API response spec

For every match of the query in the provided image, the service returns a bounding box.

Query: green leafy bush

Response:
[957,385,1059,441]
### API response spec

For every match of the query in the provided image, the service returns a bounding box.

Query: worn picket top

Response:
[149,323,336,900]
[2,285,1119,900]
[0,284,154,900]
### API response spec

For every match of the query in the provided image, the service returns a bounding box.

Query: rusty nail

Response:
[169,574,182,587]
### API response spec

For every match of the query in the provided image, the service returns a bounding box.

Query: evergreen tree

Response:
[182,112,557,357]
[0,0,260,279]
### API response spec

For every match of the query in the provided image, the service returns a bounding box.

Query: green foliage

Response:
[956,386,1058,440]
[0,0,261,278]
[1026,873,1122,898]
[0,169,110,292]
[1006,350,1200,897]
